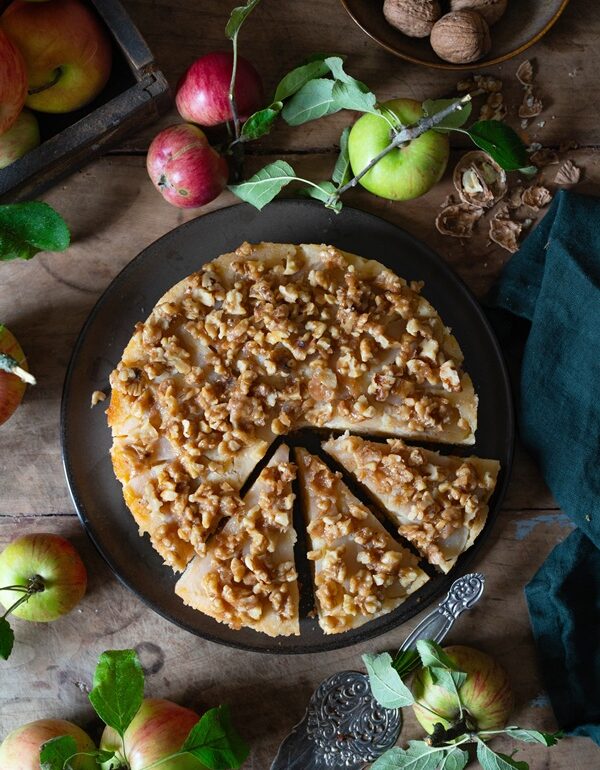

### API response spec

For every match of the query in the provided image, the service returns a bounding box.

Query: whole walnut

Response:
[430,11,491,64]
[383,0,442,38]
[450,0,508,27]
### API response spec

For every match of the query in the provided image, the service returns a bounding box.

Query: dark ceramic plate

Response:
[340,0,570,70]
[61,200,513,654]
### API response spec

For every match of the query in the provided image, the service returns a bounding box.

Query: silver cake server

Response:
[270,572,485,770]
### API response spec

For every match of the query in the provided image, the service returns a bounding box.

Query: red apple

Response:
[412,645,514,733]
[100,698,204,770]
[1,0,112,114]
[0,28,27,135]
[175,51,264,127]
[0,533,87,622]
[0,325,35,427]
[0,719,97,770]
[147,123,229,208]
[0,110,40,169]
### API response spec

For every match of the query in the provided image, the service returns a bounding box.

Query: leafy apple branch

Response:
[0,575,45,660]
[363,640,561,770]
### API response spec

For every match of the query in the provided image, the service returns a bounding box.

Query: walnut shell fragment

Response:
[450,0,508,27]
[518,91,543,119]
[489,205,522,253]
[530,148,559,168]
[521,185,552,211]
[430,11,491,64]
[516,60,534,85]
[436,203,484,238]
[554,160,581,186]
[383,0,442,37]
[453,151,507,209]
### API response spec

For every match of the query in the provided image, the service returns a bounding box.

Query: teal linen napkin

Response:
[489,190,600,744]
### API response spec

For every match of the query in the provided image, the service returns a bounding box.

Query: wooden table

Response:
[1,1,599,766]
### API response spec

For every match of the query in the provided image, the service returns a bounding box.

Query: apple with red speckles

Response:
[412,645,514,733]
[0,325,35,427]
[100,698,205,770]
[146,124,229,209]
[0,719,97,770]
[0,110,40,169]
[175,51,264,128]
[0,28,27,135]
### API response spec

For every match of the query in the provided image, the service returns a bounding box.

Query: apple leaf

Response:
[466,121,533,172]
[299,181,342,213]
[182,705,249,770]
[281,78,338,125]
[476,740,530,770]
[416,640,460,671]
[363,652,415,709]
[274,59,331,102]
[439,747,469,770]
[423,98,472,130]
[0,617,14,660]
[429,667,466,691]
[392,649,421,678]
[39,735,77,770]
[0,202,70,261]
[225,0,262,40]
[501,728,563,746]
[371,741,445,770]
[332,80,377,114]
[228,160,300,210]
[332,127,351,188]
[240,102,282,141]
[89,649,144,738]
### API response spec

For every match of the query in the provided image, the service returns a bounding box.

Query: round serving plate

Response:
[339,0,570,70]
[61,199,514,654]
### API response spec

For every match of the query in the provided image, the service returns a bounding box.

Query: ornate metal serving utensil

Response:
[270,572,485,770]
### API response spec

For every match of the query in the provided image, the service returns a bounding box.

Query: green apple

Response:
[0,109,40,169]
[347,98,449,201]
[412,645,514,733]
[0,533,87,621]
[0,719,96,770]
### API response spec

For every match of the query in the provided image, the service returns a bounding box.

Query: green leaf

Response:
[477,741,529,770]
[281,78,338,125]
[225,0,262,40]
[299,181,342,213]
[439,747,469,770]
[467,121,531,172]
[228,160,299,210]
[0,617,14,660]
[332,127,351,188]
[96,749,117,762]
[274,59,331,102]
[423,98,472,130]
[39,735,77,770]
[182,705,249,770]
[392,649,421,678]
[240,102,282,141]
[0,202,70,261]
[502,728,562,747]
[371,741,445,770]
[324,56,367,89]
[416,640,460,671]
[363,652,415,709]
[332,80,377,114]
[89,649,144,738]
[429,667,467,693]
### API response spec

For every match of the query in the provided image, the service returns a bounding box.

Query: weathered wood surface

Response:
[1,0,600,766]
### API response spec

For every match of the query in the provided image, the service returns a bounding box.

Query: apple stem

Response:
[0,352,36,385]
[426,716,471,747]
[28,68,62,96]
[228,39,241,142]
[332,94,472,200]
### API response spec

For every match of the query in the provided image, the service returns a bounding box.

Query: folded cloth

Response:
[488,190,600,744]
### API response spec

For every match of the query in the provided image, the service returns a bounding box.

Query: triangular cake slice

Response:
[174,445,300,636]
[323,433,500,574]
[295,448,428,635]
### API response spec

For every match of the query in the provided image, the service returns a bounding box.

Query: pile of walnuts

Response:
[383,0,508,64]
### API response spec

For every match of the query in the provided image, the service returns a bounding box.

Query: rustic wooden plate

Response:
[61,199,514,654]
[339,0,570,70]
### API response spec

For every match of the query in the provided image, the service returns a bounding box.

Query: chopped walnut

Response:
[91,390,107,407]
[489,205,522,253]
[522,185,552,211]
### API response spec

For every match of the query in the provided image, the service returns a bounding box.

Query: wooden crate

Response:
[0,0,171,202]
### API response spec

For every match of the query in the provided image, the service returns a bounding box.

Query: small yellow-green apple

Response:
[0,110,40,169]
[0,325,35,426]
[412,645,514,733]
[0,28,27,135]
[100,698,204,770]
[0,533,87,621]
[347,98,449,200]
[0,719,96,770]
[1,0,112,114]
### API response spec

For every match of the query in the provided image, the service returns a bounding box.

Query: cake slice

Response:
[323,433,500,573]
[174,445,300,636]
[295,448,428,635]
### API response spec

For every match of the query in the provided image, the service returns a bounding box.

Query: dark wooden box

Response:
[0,0,171,202]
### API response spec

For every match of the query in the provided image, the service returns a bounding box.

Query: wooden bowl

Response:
[339,0,570,70]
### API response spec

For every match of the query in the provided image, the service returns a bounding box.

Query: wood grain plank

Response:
[0,510,593,767]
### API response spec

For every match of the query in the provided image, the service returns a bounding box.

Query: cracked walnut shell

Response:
[453,151,506,209]
[430,11,491,64]
[383,0,442,38]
